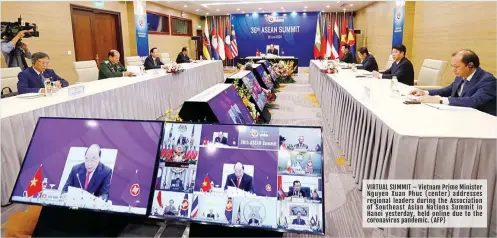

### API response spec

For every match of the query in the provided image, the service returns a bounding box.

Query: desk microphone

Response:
[76,173,84,189]
[231,178,237,188]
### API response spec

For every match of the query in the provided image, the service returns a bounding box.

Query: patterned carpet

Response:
[272,69,385,238]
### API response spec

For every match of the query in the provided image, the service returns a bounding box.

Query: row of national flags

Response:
[203,16,238,60]
[314,13,355,61]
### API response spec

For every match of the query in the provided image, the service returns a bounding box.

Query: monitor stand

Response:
[32,206,136,237]
[188,223,283,237]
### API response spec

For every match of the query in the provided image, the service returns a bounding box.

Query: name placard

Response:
[68,85,85,96]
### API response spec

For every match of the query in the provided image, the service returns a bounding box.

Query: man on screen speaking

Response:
[62,144,112,200]
[224,162,253,193]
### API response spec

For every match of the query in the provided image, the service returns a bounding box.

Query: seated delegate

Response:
[410,49,496,116]
[144,47,165,70]
[176,47,192,64]
[339,45,354,64]
[17,52,69,94]
[267,44,278,55]
[357,47,378,72]
[373,44,415,86]
[98,50,132,80]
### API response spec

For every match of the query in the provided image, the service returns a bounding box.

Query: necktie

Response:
[39,73,46,85]
[457,79,468,96]
[153,58,157,66]
[84,171,91,190]
[237,177,241,188]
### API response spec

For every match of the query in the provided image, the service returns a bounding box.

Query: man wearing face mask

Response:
[17,52,69,94]
[409,49,496,116]
[62,144,113,200]
[98,49,133,79]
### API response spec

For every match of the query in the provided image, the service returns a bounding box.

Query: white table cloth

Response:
[0,60,224,204]
[309,60,497,238]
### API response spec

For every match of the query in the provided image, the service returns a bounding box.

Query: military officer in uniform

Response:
[98,49,133,80]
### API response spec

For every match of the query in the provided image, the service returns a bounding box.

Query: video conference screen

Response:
[258,60,278,82]
[207,85,254,125]
[254,64,274,90]
[150,122,324,234]
[10,118,163,216]
[241,72,267,110]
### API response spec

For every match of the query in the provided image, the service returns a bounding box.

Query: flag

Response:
[277,175,285,199]
[310,216,316,226]
[339,14,348,58]
[157,191,163,208]
[203,20,212,60]
[313,18,321,59]
[121,169,141,206]
[211,19,220,60]
[190,126,195,146]
[332,15,340,59]
[224,19,233,60]
[26,166,43,197]
[320,17,327,59]
[225,197,233,224]
[230,24,238,58]
[180,193,189,217]
[347,15,356,62]
[155,168,162,189]
[236,205,241,224]
[286,156,292,173]
[325,17,332,58]
[217,17,226,60]
[200,174,212,192]
[191,195,199,218]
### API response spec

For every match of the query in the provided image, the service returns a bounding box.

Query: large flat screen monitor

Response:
[150,122,324,235]
[241,72,267,110]
[10,117,164,216]
[207,85,255,124]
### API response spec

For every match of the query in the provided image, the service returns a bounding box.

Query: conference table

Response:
[237,56,299,73]
[309,60,497,238]
[0,60,224,205]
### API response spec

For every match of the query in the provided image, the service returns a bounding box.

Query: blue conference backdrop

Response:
[232,12,319,67]
[392,2,405,47]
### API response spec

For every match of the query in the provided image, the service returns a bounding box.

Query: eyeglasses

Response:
[37,61,50,66]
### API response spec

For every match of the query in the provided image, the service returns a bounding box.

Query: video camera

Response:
[1,15,39,40]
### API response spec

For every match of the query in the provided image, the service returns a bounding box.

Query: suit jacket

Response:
[177,136,189,145]
[288,188,307,198]
[170,178,184,191]
[381,57,415,86]
[249,218,260,225]
[17,67,69,94]
[340,52,354,64]
[294,143,308,149]
[207,213,215,219]
[361,55,379,72]
[164,205,177,215]
[428,68,496,116]
[267,48,279,55]
[215,136,228,145]
[176,52,190,64]
[224,173,253,193]
[292,218,306,225]
[62,162,112,200]
[144,55,164,70]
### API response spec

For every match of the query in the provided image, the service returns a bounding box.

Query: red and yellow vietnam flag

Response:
[339,14,347,58]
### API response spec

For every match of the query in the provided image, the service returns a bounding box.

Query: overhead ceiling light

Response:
[242,11,245,13]
[272,11,277,16]
[262,10,265,12]
[283,13,287,16]
[280,6,284,9]
[259,7,262,10]
[252,11,258,16]
[236,8,240,11]
[337,1,341,3]
[350,4,354,6]
[343,8,346,11]
[321,10,325,12]
[216,9,220,11]
[183,5,187,8]
[196,9,199,12]
[303,9,307,11]
[326,5,330,8]
[206,12,210,15]
[303,12,307,15]
[304,6,308,8]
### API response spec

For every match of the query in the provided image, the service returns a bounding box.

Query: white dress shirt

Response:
[426,70,476,104]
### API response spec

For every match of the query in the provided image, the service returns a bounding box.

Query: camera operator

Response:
[1,29,33,70]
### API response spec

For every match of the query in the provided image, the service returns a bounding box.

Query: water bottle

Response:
[44,78,52,96]
[391,76,399,97]
[200,55,203,61]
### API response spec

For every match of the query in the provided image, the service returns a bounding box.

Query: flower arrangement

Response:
[233,78,261,122]
[321,61,337,74]
[164,109,183,122]
[271,60,296,83]
[164,62,184,74]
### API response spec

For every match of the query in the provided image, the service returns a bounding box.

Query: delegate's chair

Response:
[125,56,143,67]
[161,53,172,64]
[1,67,21,98]
[384,54,394,71]
[73,60,99,83]
[415,59,448,90]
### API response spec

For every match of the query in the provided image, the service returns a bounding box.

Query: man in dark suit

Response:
[144,47,164,70]
[267,44,278,55]
[62,144,112,200]
[164,199,178,216]
[206,209,216,219]
[292,212,306,225]
[17,52,69,94]
[248,214,260,225]
[177,134,189,145]
[357,47,378,72]
[294,136,308,150]
[373,44,415,86]
[214,131,228,145]
[176,47,192,64]
[170,177,184,191]
[224,162,254,193]
[340,45,354,64]
[410,50,496,116]
[287,180,307,198]
[99,50,133,79]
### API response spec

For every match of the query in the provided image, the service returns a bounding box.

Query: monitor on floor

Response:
[10,118,164,216]
[150,122,324,235]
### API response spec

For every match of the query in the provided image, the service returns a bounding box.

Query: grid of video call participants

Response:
[150,123,324,234]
